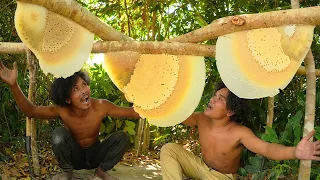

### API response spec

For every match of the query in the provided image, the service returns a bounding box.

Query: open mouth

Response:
[81,95,90,103]
[207,103,212,109]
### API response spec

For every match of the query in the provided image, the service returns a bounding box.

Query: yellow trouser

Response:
[160,143,235,180]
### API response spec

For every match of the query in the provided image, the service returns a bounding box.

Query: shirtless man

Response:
[160,81,320,180]
[0,62,140,180]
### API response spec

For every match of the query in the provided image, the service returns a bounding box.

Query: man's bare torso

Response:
[57,99,105,148]
[198,117,245,174]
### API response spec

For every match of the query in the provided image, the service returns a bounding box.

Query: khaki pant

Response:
[160,143,235,180]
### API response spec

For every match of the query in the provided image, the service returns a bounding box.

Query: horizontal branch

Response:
[0,42,28,54]
[296,65,320,76]
[2,42,318,77]
[92,41,215,57]
[19,0,320,45]
[0,42,215,56]
[18,0,131,41]
[167,6,320,43]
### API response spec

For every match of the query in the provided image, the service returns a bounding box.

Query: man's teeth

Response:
[81,97,89,103]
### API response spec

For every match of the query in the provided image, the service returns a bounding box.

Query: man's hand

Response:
[295,130,320,161]
[0,61,18,87]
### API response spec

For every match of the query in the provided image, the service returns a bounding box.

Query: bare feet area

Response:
[47,163,162,180]
[0,149,162,180]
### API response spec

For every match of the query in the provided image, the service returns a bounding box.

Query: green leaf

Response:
[268,170,277,178]
[153,134,169,144]
[315,126,320,140]
[249,156,262,167]
[125,120,136,129]
[116,120,123,128]
[237,167,247,176]
[194,15,208,27]
[127,126,136,136]
[262,126,279,143]
[244,165,260,174]
[252,174,260,180]
[289,110,303,130]
[280,130,289,143]
[100,123,106,133]
[294,127,302,139]
[105,121,116,134]
[258,171,267,180]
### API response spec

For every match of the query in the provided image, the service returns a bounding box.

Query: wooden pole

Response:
[266,97,274,128]
[288,1,316,179]
[26,50,40,175]
[1,42,319,77]
[298,50,316,180]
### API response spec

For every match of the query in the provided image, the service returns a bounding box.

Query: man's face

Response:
[204,88,232,119]
[67,77,91,109]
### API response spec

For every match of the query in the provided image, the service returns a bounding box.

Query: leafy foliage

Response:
[87,63,137,142]
[1,0,320,179]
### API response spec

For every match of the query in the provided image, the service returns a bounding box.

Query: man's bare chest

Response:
[198,130,242,158]
[59,111,103,133]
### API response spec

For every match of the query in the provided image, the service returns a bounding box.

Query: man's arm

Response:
[182,112,206,127]
[1,62,59,119]
[10,83,59,119]
[101,99,140,119]
[240,127,320,161]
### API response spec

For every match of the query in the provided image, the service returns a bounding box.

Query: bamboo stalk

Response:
[266,97,274,128]
[141,122,150,152]
[135,119,145,157]
[26,50,40,175]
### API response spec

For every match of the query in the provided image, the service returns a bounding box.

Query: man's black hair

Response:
[215,81,251,123]
[50,71,91,107]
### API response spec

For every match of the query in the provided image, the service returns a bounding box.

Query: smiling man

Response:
[160,81,320,180]
[0,62,140,180]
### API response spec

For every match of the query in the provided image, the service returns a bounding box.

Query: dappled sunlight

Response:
[87,53,104,66]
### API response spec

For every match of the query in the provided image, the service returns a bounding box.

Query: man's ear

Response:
[65,99,71,104]
[227,110,235,117]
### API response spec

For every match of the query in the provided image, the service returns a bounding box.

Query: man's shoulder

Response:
[230,124,256,141]
[91,98,110,104]
[195,112,210,124]
[89,98,106,107]
[230,123,252,134]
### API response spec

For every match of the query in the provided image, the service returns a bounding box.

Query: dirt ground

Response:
[1,163,162,180]
[58,163,162,180]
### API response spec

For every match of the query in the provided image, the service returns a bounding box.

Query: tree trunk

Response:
[26,50,40,176]
[288,0,316,178]
[298,50,316,180]
[266,97,274,128]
